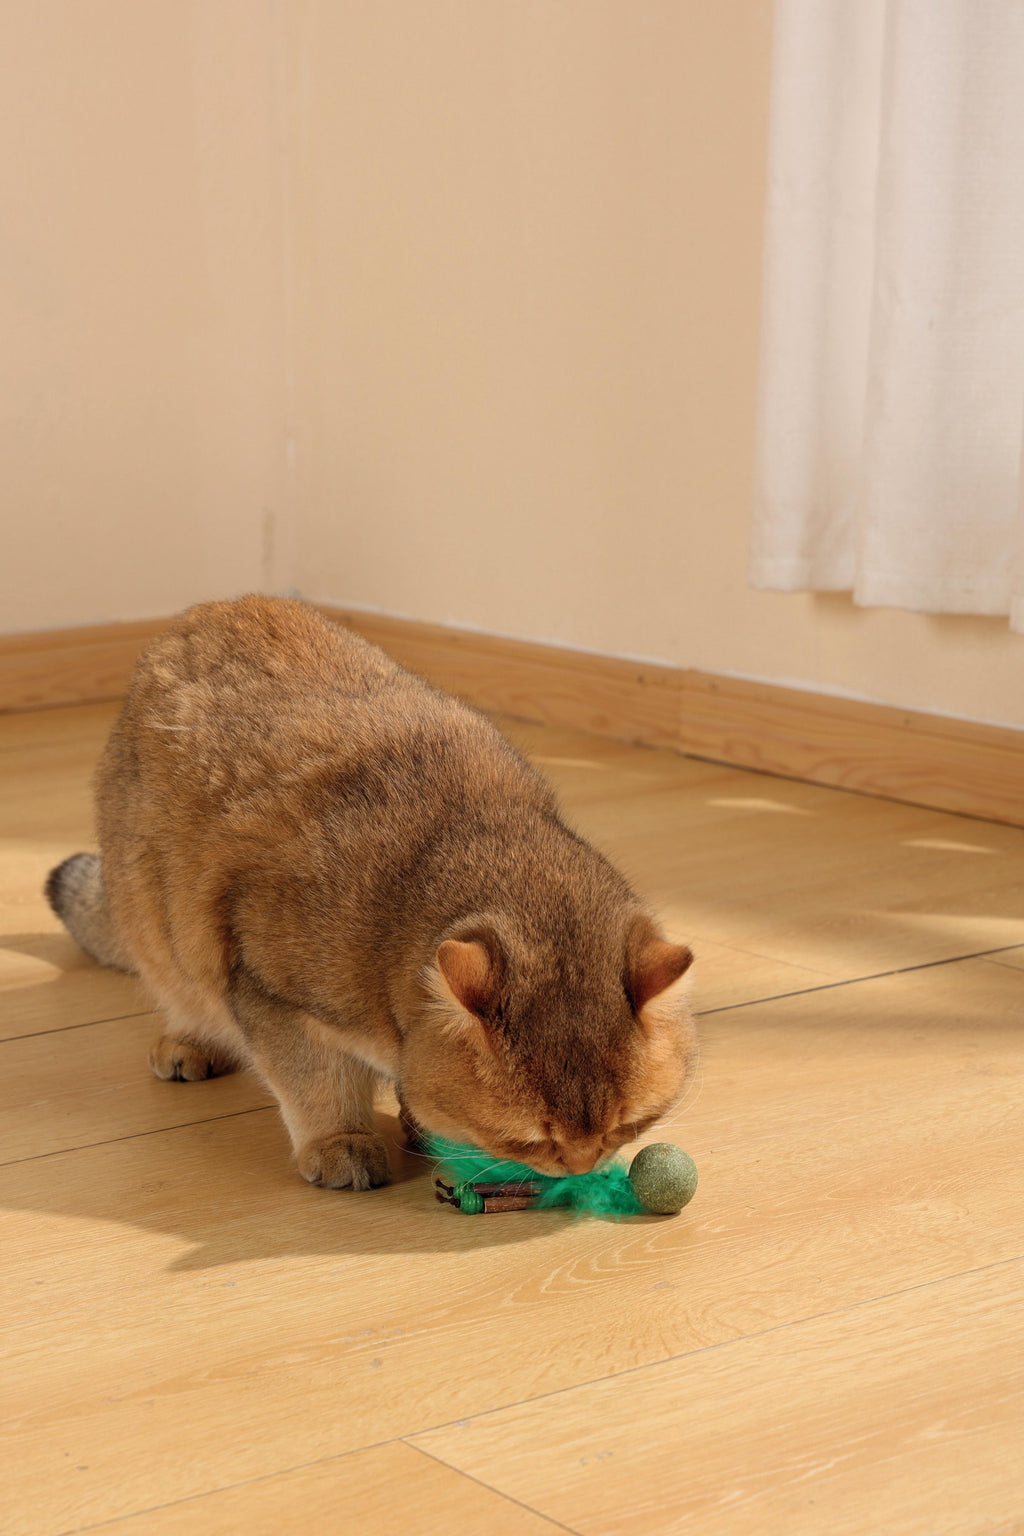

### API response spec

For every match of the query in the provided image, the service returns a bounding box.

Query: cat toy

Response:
[429,1136,698,1217]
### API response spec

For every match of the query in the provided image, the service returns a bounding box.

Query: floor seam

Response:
[5,944,1017,1166]
[0,1009,158,1044]
[46,1251,1024,1536]
[403,1253,1024,1447]
[689,935,836,979]
[698,943,1024,1016]
[5,944,1017,1048]
[980,956,1024,974]
[404,1441,582,1534]
[55,1434,582,1536]
[0,1104,277,1168]
[674,747,1024,831]
[52,1436,420,1536]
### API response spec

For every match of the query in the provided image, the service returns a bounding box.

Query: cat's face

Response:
[401,916,696,1177]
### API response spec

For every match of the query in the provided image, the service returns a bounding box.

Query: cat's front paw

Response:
[150,1033,232,1082]
[297,1132,391,1191]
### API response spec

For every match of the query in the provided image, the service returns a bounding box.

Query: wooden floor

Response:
[3,702,1023,1536]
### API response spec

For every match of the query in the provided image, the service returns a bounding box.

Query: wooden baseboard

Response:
[320,608,686,750]
[320,608,1024,828]
[3,605,1021,828]
[0,618,169,713]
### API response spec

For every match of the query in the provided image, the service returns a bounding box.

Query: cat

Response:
[46,596,697,1191]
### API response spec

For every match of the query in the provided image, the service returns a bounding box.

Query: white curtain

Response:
[751,0,1024,632]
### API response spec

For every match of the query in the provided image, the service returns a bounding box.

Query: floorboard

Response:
[0,1014,272,1164]
[69,1443,568,1536]
[1,701,1021,1536]
[412,1260,1024,1536]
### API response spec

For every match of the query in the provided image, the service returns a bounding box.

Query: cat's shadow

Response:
[2,938,651,1271]
[0,931,75,965]
[0,930,147,1012]
[3,1100,623,1272]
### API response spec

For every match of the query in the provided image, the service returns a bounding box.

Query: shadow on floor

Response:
[1,1092,662,1271]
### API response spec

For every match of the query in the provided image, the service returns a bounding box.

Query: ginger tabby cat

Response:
[47,597,696,1191]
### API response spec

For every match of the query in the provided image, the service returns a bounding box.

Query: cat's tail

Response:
[44,852,133,972]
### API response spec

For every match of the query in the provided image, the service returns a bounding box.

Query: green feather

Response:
[427,1134,645,1216]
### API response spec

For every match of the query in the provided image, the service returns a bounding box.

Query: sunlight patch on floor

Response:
[867,910,1024,945]
[531,755,607,771]
[0,951,64,986]
[706,797,814,816]
[901,837,998,855]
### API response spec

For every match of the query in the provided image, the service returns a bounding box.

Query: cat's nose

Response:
[560,1146,600,1176]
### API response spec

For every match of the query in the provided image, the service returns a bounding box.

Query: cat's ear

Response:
[435,938,502,1022]
[625,915,694,1014]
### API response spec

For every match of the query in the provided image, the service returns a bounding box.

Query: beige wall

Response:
[5,2,1024,728]
[1,2,291,631]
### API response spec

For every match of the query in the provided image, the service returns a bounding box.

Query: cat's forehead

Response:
[511,964,634,1022]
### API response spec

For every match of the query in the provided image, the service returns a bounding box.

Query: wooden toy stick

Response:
[433,1175,551,1213]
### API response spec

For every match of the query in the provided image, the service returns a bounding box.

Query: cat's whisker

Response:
[680,1077,703,1117]
[656,1063,705,1129]
[468,1159,507,1182]
[647,1043,705,1132]
[401,1140,541,1191]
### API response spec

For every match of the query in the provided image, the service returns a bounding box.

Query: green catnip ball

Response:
[628,1143,698,1215]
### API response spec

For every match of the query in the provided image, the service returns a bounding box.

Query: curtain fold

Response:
[751,0,1024,632]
